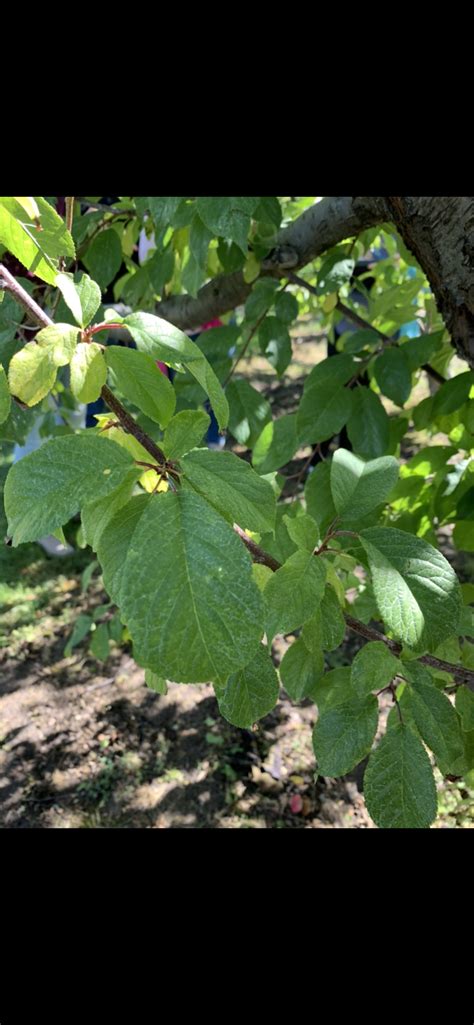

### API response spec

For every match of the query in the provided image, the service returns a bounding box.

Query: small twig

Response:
[76,198,135,216]
[222,280,290,388]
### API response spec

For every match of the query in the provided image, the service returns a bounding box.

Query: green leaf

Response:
[55,273,83,327]
[90,622,110,661]
[259,316,292,376]
[5,434,135,545]
[317,254,355,295]
[189,213,213,270]
[311,667,354,710]
[64,614,93,656]
[97,494,150,606]
[196,197,259,253]
[432,372,474,417]
[0,196,75,285]
[252,414,298,473]
[145,669,168,695]
[83,228,123,290]
[330,449,399,519]
[35,324,79,366]
[217,644,279,728]
[105,346,176,427]
[407,671,466,774]
[181,448,276,535]
[75,272,102,327]
[263,549,327,640]
[227,379,272,448]
[301,585,346,652]
[399,330,444,371]
[456,687,474,732]
[8,343,57,406]
[304,461,337,534]
[0,364,11,424]
[283,512,319,552]
[351,641,403,697]
[312,695,378,777]
[373,347,412,406]
[98,490,264,683]
[81,471,139,550]
[275,291,298,324]
[162,409,210,460]
[124,312,229,430]
[148,197,183,231]
[70,342,107,403]
[279,637,324,701]
[360,527,462,652]
[453,521,474,552]
[244,277,279,320]
[56,271,101,328]
[297,354,355,445]
[363,724,438,828]
[346,386,390,458]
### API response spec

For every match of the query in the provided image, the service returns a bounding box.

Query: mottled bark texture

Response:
[107,197,473,369]
[386,197,474,368]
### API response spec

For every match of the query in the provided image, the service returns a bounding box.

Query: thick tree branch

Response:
[234,527,474,689]
[155,197,388,330]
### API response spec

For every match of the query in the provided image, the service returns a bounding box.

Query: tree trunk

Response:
[386,197,474,368]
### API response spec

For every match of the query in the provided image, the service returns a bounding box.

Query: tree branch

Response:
[233,527,474,689]
[0,263,166,466]
[155,197,388,330]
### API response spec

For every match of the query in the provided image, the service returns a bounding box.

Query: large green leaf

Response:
[56,271,101,328]
[301,585,346,652]
[0,364,11,424]
[279,637,324,701]
[263,549,327,640]
[407,671,466,774]
[311,667,354,711]
[330,449,399,519]
[373,347,412,406]
[297,354,355,445]
[0,196,75,285]
[351,641,403,698]
[70,342,107,403]
[81,471,140,550]
[432,372,474,417]
[283,512,319,552]
[360,527,462,651]
[227,379,272,448]
[304,461,337,534]
[8,343,57,406]
[456,686,474,732]
[217,645,279,728]
[105,346,176,427]
[162,409,210,460]
[363,724,438,828]
[252,414,298,473]
[346,386,390,458]
[5,434,135,545]
[312,695,378,777]
[124,312,229,429]
[196,196,259,253]
[98,490,264,683]
[181,448,276,535]
[83,228,123,289]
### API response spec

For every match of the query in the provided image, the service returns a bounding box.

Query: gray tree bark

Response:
[142,196,474,369]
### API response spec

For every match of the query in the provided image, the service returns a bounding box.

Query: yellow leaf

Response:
[13,196,41,225]
[322,293,338,313]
